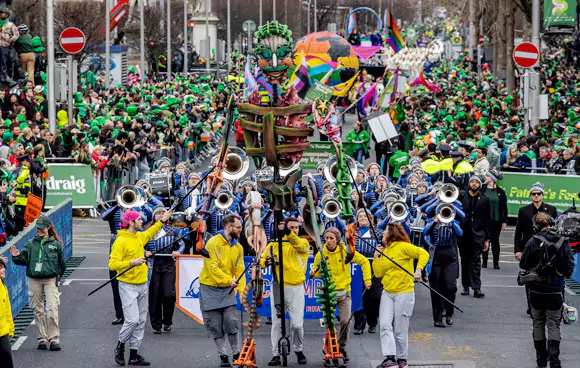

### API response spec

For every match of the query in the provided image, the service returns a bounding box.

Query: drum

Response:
[146,173,172,198]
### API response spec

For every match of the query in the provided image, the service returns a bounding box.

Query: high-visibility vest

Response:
[15,166,31,206]
[439,158,453,172]
[453,160,474,175]
[421,159,441,174]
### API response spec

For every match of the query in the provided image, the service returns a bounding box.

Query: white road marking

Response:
[74,250,109,254]
[481,285,524,288]
[31,319,35,325]
[11,336,28,351]
[565,287,576,296]
[72,267,109,270]
[61,279,72,286]
[61,278,109,283]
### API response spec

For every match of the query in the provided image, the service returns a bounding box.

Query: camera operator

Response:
[519,212,575,368]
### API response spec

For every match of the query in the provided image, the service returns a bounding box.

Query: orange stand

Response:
[322,328,343,364]
[233,337,257,368]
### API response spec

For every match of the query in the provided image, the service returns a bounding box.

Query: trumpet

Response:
[116,185,146,209]
[439,184,459,203]
[215,190,234,210]
[321,194,342,219]
[436,203,456,224]
[390,200,409,222]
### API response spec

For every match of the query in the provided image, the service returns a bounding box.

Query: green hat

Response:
[115,102,124,109]
[2,131,13,143]
[4,119,10,127]
[126,105,138,117]
[73,92,84,107]
[17,114,26,122]
[31,36,45,52]
[90,125,101,134]
[19,122,29,131]
[35,215,51,230]
[78,107,87,117]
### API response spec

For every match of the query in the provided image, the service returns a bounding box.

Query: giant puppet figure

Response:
[233,21,350,368]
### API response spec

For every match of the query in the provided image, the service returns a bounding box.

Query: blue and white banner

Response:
[176,255,365,324]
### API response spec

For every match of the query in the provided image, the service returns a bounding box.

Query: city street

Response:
[10,218,580,368]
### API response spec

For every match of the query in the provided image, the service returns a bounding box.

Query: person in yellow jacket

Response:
[198,214,246,368]
[310,227,371,362]
[260,217,309,366]
[109,209,171,367]
[373,222,429,368]
[14,154,32,233]
[0,256,15,368]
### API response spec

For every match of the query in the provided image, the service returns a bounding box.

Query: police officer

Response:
[13,154,32,233]
[420,147,440,175]
[449,151,474,190]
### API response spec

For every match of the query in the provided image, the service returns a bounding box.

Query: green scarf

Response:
[0,19,7,28]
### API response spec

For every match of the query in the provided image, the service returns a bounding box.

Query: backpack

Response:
[518,234,566,286]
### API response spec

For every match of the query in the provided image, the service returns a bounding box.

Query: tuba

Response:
[116,186,146,209]
[221,146,250,180]
[321,194,342,219]
[436,203,456,224]
[215,190,234,210]
[390,200,409,221]
[439,184,459,203]
[324,155,358,184]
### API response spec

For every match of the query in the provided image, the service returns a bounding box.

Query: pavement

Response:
[10,217,580,368]
[10,113,580,367]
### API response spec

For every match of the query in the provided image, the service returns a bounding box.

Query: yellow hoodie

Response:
[312,242,371,292]
[109,221,163,284]
[199,232,246,294]
[0,281,14,337]
[373,241,429,294]
[260,231,309,286]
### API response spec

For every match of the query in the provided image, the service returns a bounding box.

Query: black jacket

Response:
[519,229,574,293]
[514,202,558,254]
[481,185,508,224]
[458,190,491,246]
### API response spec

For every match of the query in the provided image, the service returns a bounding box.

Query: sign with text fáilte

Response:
[45,164,96,209]
[498,172,580,216]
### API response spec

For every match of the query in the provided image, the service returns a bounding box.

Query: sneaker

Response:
[377,358,398,368]
[153,328,162,334]
[339,348,349,363]
[494,263,501,270]
[434,321,446,328]
[37,339,48,350]
[219,354,231,368]
[115,345,125,366]
[112,318,124,325]
[128,354,151,366]
[296,351,307,365]
[266,317,273,325]
[353,328,363,335]
[163,325,171,332]
[268,356,281,366]
[397,359,409,368]
[368,326,377,333]
[461,288,470,296]
[446,317,454,326]
[473,289,485,298]
[49,341,62,351]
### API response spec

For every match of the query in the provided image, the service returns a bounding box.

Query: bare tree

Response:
[11,0,42,32]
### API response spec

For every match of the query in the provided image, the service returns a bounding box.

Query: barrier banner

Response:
[544,0,576,28]
[301,141,356,170]
[45,164,97,209]
[1,199,73,318]
[24,193,43,226]
[498,172,580,216]
[176,255,364,324]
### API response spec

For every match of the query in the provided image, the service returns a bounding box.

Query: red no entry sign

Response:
[59,27,86,54]
[513,42,539,69]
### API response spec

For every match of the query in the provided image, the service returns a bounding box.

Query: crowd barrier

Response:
[497,172,580,216]
[0,199,73,318]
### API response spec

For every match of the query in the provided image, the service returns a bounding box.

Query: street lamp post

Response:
[184,0,188,77]
[140,0,145,81]
[227,0,231,74]
[105,0,111,89]
[47,0,55,133]
[167,0,171,81]
[205,0,210,74]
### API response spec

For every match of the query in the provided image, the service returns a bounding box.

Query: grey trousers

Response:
[336,291,352,347]
[201,306,240,356]
[270,285,305,356]
[118,282,148,350]
[379,291,415,360]
[531,308,562,342]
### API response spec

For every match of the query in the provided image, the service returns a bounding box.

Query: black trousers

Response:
[149,256,177,330]
[353,275,383,330]
[483,221,502,265]
[0,334,14,368]
[458,237,482,291]
[428,247,459,321]
[14,205,26,234]
[109,270,124,319]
